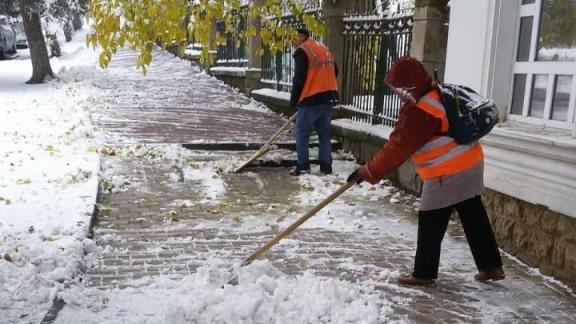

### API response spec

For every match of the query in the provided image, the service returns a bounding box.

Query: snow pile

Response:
[167,262,390,323]
[56,261,393,324]
[0,28,101,322]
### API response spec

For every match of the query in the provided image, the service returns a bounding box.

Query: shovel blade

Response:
[233,145,270,173]
[226,273,239,286]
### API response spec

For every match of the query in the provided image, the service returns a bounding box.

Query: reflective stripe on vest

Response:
[416,91,449,133]
[298,39,338,103]
[411,90,484,180]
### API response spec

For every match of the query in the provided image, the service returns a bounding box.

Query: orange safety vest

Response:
[411,90,484,180]
[298,38,338,103]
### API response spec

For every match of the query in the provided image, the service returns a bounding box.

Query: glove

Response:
[346,168,364,184]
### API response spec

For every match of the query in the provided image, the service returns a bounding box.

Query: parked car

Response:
[13,19,27,49]
[12,15,66,56]
[0,15,17,59]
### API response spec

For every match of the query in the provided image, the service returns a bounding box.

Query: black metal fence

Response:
[260,3,322,92]
[215,1,413,128]
[340,7,414,127]
[215,7,248,67]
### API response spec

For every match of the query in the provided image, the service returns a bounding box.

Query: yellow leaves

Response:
[98,52,108,68]
[42,236,58,242]
[89,0,324,72]
[245,25,257,38]
[117,34,126,48]
[16,179,31,185]
[167,210,180,222]
[207,203,230,215]
[147,5,159,17]
[137,42,154,74]
[260,29,272,46]
[99,205,112,216]
[302,14,326,36]
[99,145,122,156]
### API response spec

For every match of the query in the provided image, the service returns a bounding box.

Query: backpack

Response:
[436,83,499,144]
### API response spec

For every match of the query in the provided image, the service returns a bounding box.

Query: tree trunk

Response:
[19,0,53,84]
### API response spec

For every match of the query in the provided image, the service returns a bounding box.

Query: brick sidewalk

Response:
[77,49,576,323]
[89,151,576,323]
[90,50,295,145]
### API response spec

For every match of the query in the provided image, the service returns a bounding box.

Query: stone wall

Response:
[483,189,576,291]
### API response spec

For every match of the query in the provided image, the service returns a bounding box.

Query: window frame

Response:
[508,0,576,129]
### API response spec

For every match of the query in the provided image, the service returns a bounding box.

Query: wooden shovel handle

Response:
[242,181,356,266]
[233,112,297,173]
[263,112,297,147]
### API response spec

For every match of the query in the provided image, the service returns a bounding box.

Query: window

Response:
[509,0,576,129]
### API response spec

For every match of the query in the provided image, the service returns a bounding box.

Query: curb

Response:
[40,165,103,324]
[182,141,341,151]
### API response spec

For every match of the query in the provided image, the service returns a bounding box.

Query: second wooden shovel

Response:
[233,112,297,173]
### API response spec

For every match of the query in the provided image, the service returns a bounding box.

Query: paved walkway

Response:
[89,50,294,144]
[61,49,576,323]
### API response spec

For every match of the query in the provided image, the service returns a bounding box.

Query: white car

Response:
[13,20,27,49]
[0,15,17,59]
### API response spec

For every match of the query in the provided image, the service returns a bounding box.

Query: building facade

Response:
[445,0,576,289]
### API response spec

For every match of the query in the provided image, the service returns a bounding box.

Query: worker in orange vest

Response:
[289,28,339,176]
[347,57,504,286]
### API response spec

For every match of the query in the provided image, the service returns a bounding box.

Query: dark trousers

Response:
[413,196,503,280]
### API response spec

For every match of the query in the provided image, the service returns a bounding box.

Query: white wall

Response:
[444,0,490,90]
[445,0,576,219]
[445,0,518,114]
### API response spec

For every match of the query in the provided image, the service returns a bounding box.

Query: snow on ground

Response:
[3,21,574,323]
[0,28,102,322]
[51,143,414,323]
[56,261,392,324]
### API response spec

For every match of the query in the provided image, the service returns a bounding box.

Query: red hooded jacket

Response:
[360,57,442,183]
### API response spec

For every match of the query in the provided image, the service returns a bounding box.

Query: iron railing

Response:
[215,6,248,67]
[260,3,322,92]
[340,6,414,127]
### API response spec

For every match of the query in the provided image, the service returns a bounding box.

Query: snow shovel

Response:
[233,112,297,173]
[226,180,356,285]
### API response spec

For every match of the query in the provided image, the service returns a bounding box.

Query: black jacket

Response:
[289,47,340,107]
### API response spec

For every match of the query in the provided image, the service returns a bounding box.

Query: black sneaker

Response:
[289,168,311,176]
[320,169,332,175]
